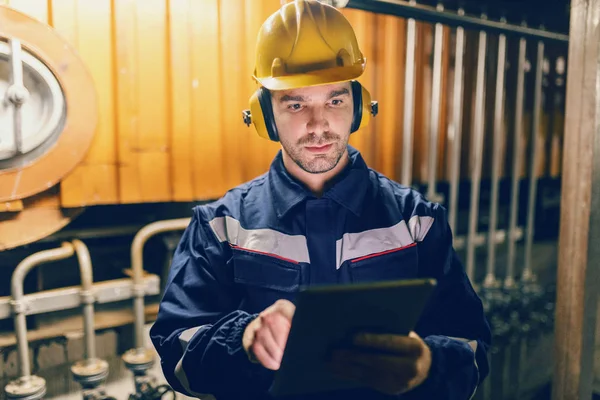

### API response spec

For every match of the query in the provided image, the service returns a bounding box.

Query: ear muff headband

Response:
[244,80,377,142]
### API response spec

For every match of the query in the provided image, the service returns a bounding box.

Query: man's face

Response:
[271,82,354,174]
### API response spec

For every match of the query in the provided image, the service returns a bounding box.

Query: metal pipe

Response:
[504,39,527,288]
[484,30,507,289]
[466,24,488,283]
[345,0,569,43]
[448,12,465,235]
[523,40,545,282]
[10,242,75,378]
[0,276,161,322]
[427,3,444,203]
[402,4,417,187]
[506,37,528,288]
[131,218,191,350]
[71,239,96,361]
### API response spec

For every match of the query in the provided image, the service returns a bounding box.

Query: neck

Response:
[282,149,350,197]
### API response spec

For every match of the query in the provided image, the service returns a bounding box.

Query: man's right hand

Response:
[242,299,296,370]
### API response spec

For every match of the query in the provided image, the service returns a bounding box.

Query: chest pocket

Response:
[348,243,419,284]
[232,247,303,314]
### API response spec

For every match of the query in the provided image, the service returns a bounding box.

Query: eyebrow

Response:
[328,88,350,98]
[278,88,350,103]
[279,94,305,103]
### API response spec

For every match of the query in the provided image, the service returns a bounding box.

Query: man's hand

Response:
[328,331,432,396]
[242,299,296,370]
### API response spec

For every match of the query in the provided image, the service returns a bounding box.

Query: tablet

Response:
[270,278,437,397]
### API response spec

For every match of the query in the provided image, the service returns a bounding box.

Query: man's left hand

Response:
[327,331,432,396]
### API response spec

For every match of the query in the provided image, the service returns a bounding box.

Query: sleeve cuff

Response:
[401,335,478,400]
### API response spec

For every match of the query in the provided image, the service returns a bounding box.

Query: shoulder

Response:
[369,170,444,219]
[193,173,269,219]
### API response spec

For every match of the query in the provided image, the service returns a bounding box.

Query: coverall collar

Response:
[269,145,370,219]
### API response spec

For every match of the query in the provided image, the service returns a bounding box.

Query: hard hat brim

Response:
[254,63,365,91]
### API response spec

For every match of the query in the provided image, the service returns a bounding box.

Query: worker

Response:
[150,1,491,399]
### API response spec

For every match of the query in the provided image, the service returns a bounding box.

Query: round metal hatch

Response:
[0,40,66,167]
[0,5,97,202]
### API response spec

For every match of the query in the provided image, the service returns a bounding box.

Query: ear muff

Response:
[242,81,378,141]
[248,87,279,141]
[350,80,363,133]
[350,80,378,133]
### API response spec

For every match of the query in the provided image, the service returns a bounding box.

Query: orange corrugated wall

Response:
[1,0,557,208]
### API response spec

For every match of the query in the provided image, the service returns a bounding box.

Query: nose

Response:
[306,106,329,135]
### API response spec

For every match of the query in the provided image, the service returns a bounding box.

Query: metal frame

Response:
[0,273,160,321]
[345,0,569,42]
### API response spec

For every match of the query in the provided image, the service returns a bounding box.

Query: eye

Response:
[287,103,303,111]
[331,99,343,106]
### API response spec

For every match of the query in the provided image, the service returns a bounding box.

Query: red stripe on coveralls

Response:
[350,242,417,263]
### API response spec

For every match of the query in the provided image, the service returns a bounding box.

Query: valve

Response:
[4,376,46,400]
[127,374,176,400]
[123,348,175,400]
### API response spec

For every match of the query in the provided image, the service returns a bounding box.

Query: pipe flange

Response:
[9,299,28,314]
[71,358,109,388]
[132,284,146,298]
[122,348,155,373]
[79,289,95,305]
[4,375,46,400]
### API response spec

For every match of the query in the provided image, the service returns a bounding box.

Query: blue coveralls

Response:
[150,146,491,400]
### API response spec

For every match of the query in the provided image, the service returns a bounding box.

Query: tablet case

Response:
[270,278,437,397]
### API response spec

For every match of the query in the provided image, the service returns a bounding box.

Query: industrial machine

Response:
[0,0,575,398]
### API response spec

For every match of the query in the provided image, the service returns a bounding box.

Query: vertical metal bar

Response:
[9,38,24,155]
[72,240,96,360]
[505,37,527,288]
[523,40,544,282]
[448,10,465,234]
[427,4,444,202]
[466,25,487,283]
[402,4,417,187]
[553,1,600,397]
[14,312,30,377]
[484,31,507,288]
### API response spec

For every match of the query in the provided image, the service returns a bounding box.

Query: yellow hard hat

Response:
[252,0,365,90]
[242,0,378,141]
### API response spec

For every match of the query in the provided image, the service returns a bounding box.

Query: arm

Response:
[149,207,273,399]
[405,203,492,400]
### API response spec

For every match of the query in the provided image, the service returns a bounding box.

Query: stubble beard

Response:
[281,131,348,174]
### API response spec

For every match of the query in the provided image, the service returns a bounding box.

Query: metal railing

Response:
[334,0,568,288]
[330,1,567,398]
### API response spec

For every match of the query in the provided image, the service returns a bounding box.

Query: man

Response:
[150,1,491,399]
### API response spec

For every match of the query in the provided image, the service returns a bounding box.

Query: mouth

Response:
[305,143,333,153]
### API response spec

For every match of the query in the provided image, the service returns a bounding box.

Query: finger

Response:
[332,349,419,382]
[255,323,284,364]
[328,356,408,396]
[263,312,291,349]
[251,341,280,370]
[242,317,261,353]
[272,299,296,322]
[353,333,423,356]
